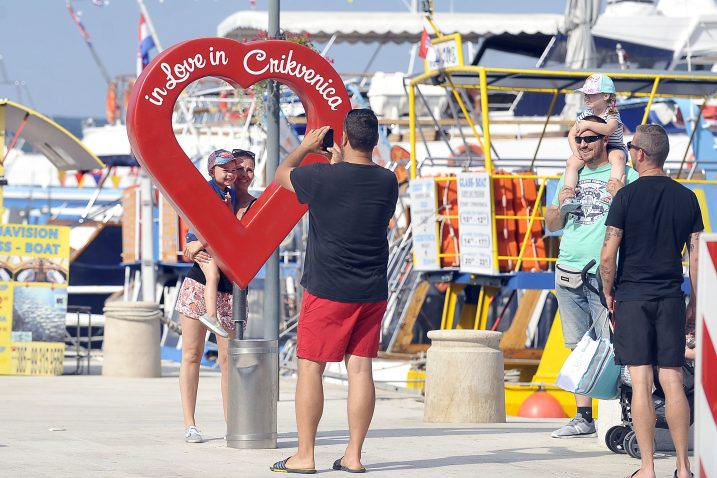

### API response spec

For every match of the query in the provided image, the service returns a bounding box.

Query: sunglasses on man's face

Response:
[232,149,256,159]
[574,134,605,145]
[627,141,646,154]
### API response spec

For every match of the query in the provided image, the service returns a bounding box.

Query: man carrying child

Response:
[546,115,638,438]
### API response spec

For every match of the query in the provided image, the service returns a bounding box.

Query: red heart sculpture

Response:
[127,38,351,287]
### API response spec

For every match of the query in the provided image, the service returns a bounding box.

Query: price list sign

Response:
[456,172,497,275]
[410,178,441,271]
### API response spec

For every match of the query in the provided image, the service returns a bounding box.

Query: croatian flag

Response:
[137,14,156,76]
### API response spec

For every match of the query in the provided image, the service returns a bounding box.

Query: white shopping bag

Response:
[556,326,621,400]
[556,333,600,393]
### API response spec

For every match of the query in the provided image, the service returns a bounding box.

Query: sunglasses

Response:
[627,141,646,154]
[574,134,605,144]
[232,149,256,159]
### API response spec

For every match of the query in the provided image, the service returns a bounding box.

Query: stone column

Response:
[102,301,161,378]
[424,330,505,423]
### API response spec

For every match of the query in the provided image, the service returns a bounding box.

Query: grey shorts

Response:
[555,274,610,348]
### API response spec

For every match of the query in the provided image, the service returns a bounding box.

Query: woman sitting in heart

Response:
[175,148,257,443]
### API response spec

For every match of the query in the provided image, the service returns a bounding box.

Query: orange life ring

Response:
[436,175,460,268]
[218,89,230,113]
[493,171,517,272]
[448,143,483,167]
[123,79,135,114]
[106,81,117,124]
[511,174,548,271]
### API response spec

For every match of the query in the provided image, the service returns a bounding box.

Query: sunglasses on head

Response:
[574,134,605,144]
[232,149,256,159]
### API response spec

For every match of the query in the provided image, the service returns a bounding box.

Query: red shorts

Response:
[296,291,387,362]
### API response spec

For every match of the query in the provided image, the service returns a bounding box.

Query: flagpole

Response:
[135,0,161,303]
[136,0,163,52]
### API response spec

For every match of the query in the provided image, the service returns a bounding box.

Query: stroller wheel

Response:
[605,426,629,453]
[623,431,641,459]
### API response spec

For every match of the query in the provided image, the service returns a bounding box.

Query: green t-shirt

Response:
[551,163,639,274]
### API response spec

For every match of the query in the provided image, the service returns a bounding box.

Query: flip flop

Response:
[332,457,367,473]
[269,457,317,474]
[673,471,694,478]
[626,471,639,478]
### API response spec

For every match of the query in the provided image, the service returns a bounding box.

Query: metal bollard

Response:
[226,285,278,449]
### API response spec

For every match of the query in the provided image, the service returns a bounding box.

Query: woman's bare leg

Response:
[179,314,207,427]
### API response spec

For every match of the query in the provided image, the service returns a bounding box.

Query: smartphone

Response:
[321,128,334,151]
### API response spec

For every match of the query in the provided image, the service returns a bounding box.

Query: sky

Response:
[0,0,565,119]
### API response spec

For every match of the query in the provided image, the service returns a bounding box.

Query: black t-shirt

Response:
[605,176,703,301]
[290,161,399,302]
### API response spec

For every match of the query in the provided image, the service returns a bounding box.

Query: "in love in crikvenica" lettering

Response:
[144,47,343,111]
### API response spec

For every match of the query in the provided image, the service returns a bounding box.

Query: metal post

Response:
[232,285,248,340]
[140,173,156,302]
[264,0,281,342]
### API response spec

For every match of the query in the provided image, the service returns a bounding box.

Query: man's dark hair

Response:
[580,115,607,125]
[344,109,379,153]
[635,124,670,166]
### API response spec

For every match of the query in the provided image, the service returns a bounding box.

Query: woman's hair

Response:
[606,93,618,115]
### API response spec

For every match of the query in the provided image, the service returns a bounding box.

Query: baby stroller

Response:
[604,362,695,458]
[578,260,696,459]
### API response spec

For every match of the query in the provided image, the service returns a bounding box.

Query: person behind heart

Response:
[175,148,260,444]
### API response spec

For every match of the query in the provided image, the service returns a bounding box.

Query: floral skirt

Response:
[175,277,235,331]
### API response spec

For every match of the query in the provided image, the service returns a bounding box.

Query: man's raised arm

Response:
[275,126,330,193]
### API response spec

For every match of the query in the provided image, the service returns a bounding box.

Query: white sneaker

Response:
[185,426,203,443]
[551,414,597,438]
[198,314,229,338]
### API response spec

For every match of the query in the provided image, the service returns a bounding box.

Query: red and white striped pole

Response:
[696,233,717,478]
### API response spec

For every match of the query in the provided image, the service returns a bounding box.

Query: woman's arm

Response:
[182,240,211,263]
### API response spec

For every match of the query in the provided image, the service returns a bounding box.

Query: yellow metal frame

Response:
[407,65,717,274]
[440,283,465,330]
[408,66,717,180]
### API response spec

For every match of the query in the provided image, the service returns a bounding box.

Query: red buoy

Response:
[517,391,568,418]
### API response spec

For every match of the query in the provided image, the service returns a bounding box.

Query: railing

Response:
[417,173,717,274]
[425,173,560,273]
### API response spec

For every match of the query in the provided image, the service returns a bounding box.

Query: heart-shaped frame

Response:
[127,38,351,287]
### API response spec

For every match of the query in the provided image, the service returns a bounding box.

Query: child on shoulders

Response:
[561,73,628,213]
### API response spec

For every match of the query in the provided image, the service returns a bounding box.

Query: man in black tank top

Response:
[270,110,398,474]
[601,124,702,478]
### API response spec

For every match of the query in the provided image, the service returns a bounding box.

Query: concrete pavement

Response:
[1,361,683,477]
